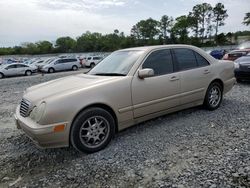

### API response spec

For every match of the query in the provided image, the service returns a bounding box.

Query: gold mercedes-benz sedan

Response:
[15,45,236,153]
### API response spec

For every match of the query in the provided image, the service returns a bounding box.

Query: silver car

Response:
[0,63,37,79]
[15,45,235,153]
[41,58,81,73]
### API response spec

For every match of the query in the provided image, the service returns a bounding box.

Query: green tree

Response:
[160,15,173,44]
[135,18,160,40]
[191,3,213,43]
[213,3,228,38]
[215,33,227,45]
[36,41,53,54]
[21,42,39,54]
[55,36,76,53]
[172,15,190,43]
[243,12,250,26]
[76,32,103,52]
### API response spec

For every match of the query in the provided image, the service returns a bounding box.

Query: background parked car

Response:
[209,49,226,59]
[222,49,250,61]
[234,55,250,82]
[0,63,37,79]
[41,58,81,73]
[37,57,56,71]
[85,56,103,68]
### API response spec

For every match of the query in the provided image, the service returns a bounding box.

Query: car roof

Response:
[118,44,202,52]
[230,49,250,53]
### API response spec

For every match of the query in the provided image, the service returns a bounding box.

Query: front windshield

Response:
[88,50,144,76]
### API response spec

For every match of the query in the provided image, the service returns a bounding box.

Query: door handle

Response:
[170,76,179,81]
[204,69,210,74]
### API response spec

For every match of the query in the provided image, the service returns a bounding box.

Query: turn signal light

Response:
[54,124,65,132]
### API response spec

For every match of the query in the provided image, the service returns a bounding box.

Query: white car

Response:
[85,56,103,68]
[37,58,56,70]
[41,58,81,73]
[0,63,37,79]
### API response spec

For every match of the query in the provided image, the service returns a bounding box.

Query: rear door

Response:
[132,49,181,118]
[16,64,28,75]
[172,48,212,105]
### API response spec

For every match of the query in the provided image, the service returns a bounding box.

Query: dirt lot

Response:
[0,71,249,188]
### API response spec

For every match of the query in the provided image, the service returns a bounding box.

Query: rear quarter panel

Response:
[212,60,236,94]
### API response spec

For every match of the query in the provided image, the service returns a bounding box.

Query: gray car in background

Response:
[41,58,81,73]
[0,63,37,79]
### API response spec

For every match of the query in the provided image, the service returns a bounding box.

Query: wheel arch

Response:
[69,103,118,145]
[209,78,224,93]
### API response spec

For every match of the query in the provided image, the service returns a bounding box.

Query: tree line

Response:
[1,3,250,55]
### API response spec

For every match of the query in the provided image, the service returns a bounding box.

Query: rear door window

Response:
[194,52,210,67]
[173,48,198,71]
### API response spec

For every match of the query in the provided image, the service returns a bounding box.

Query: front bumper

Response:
[15,105,70,148]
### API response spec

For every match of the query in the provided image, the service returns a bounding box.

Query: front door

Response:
[131,49,181,118]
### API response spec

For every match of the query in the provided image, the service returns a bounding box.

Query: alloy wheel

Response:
[208,85,221,108]
[79,116,110,148]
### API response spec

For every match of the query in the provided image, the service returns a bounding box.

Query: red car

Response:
[222,49,250,61]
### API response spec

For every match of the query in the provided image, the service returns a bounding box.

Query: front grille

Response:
[20,99,31,117]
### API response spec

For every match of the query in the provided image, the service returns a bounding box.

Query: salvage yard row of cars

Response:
[15,44,236,153]
[0,55,104,79]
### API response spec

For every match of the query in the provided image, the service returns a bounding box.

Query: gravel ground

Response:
[0,71,249,188]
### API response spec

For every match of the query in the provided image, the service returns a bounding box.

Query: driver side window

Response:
[142,49,174,76]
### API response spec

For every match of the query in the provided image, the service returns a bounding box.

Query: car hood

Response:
[24,74,122,103]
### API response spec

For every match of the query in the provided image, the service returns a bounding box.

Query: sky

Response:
[0,0,249,47]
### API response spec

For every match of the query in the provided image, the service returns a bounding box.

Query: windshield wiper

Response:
[93,73,126,76]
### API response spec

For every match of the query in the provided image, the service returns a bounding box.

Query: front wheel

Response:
[0,73,4,79]
[70,107,115,153]
[204,82,223,111]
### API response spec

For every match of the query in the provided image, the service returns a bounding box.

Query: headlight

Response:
[30,102,46,123]
[234,63,239,69]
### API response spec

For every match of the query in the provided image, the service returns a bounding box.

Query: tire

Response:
[204,82,223,111]
[70,107,115,153]
[0,73,4,79]
[48,68,55,73]
[72,65,78,71]
[25,70,32,76]
[90,63,95,68]
[236,78,241,83]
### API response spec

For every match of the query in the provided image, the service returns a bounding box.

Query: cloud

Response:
[36,0,126,11]
[0,0,249,47]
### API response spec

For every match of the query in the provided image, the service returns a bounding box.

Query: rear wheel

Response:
[48,68,55,73]
[70,107,115,153]
[90,63,95,68]
[72,65,78,71]
[25,70,32,76]
[204,82,223,111]
[0,73,4,79]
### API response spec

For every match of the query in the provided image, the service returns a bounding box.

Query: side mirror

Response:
[138,68,154,79]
